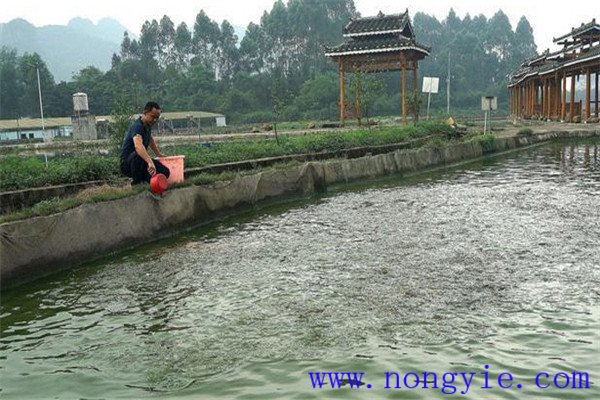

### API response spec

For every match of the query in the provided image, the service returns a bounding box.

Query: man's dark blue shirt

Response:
[121,117,152,162]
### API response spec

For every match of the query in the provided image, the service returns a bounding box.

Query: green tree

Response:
[173,22,192,71]
[405,90,422,124]
[139,19,160,61]
[218,20,239,81]
[158,15,176,68]
[0,47,23,119]
[514,17,537,63]
[108,95,135,155]
[192,10,220,71]
[18,52,55,118]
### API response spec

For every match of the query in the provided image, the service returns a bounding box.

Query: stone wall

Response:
[1,130,598,287]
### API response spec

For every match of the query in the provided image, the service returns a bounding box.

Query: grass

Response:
[0,184,145,224]
[468,133,497,153]
[517,127,534,136]
[0,164,304,224]
[1,123,453,191]
[0,122,456,222]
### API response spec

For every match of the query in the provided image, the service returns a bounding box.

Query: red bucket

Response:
[150,173,168,195]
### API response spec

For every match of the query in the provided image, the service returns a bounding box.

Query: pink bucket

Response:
[158,156,185,184]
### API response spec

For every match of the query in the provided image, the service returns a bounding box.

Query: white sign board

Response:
[481,96,497,111]
[422,77,439,94]
[216,116,227,127]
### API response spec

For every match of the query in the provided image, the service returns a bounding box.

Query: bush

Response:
[517,127,534,136]
[240,110,275,124]
[108,97,135,155]
[0,154,119,191]
[469,133,497,153]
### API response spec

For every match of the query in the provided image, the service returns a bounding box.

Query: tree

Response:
[192,10,220,71]
[351,72,384,126]
[239,22,269,73]
[218,20,239,81]
[405,90,422,124]
[173,22,192,71]
[158,15,176,68]
[0,47,23,119]
[108,95,135,155]
[139,20,161,62]
[514,17,537,62]
[18,52,55,118]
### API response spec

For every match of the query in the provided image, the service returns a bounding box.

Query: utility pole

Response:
[446,50,451,115]
[36,66,45,132]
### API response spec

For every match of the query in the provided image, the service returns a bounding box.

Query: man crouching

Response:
[120,101,170,185]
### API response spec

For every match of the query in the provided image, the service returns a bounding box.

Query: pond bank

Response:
[1,129,598,288]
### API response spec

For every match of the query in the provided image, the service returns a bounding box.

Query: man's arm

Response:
[149,136,165,158]
[133,135,156,176]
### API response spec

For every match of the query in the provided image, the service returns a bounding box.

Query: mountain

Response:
[0,17,129,82]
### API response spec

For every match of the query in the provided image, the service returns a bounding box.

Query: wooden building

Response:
[509,19,600,122]
[325,10,430,125]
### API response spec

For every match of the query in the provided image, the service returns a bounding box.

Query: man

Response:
[120,101,170,185]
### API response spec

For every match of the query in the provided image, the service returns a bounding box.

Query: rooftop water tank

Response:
[73,92,89,114]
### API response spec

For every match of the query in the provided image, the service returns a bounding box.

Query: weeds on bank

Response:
[517,128,534,136]
[1,163,305,223]
[0,184,144,224]
[1,123,452,191]
[468,133,497,153]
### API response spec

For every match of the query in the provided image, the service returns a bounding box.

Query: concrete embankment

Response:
[1,129,598,287]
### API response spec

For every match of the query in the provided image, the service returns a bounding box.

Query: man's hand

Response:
[147,160,156,176]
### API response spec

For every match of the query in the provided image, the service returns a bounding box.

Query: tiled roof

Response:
[508,44,600,87]
[343,11,411,36]
[325,35,430,56]
[554,19,600,42]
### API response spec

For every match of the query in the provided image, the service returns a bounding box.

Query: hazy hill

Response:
[0,17,129,82]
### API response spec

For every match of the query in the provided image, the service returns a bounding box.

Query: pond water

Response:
[1,139,599,399]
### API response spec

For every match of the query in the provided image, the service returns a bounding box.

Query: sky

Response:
[2,0,598,52]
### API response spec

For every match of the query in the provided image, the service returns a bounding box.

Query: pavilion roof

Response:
[326,10,429,58]
[554,18,600,44]
[343,10,413,38]
[508,44,600,87]
[325,35,430,57]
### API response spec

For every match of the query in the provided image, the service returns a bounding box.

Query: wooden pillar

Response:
[413,65,418,92]
[570,73,576,122]
[594,69,600,117]
[355,78,362,126]
[535,82,539,116]
[542,79,547,118]
[594,72,600,117]
[511,88,515,116]
[525,82,531,116]
[562,72,567,119]
[555,75,560,118]
[401,54,407,125]
[520,86,524,117]
[525,84,529,116]
[531,82,536,116]
[510,88,513,116]
[413,64,419,123]
[511,88,514,116]
[516,87,519,117]
[548,79,552,118]
[532,81,536,116]
[525,84,528,116]
[585,68,591,120]
[339,58,345,126]
[519,86,523,117]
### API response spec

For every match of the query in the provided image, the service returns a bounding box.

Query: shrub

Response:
[469,133,497,153]
[517,127,534,136]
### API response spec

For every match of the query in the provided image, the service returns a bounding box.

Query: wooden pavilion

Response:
[325,10,430,125]
[508,19,600,122]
